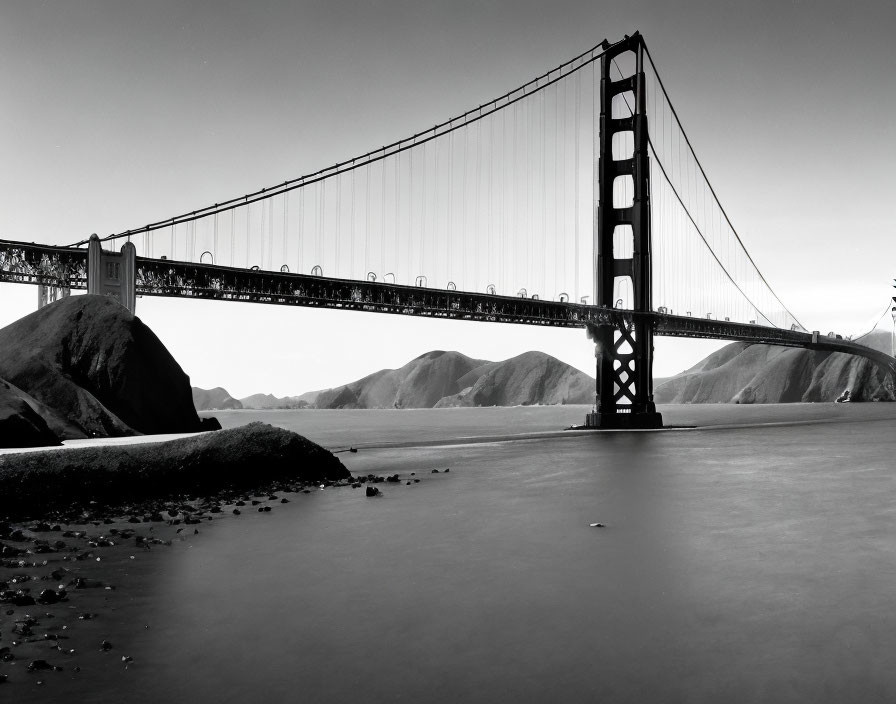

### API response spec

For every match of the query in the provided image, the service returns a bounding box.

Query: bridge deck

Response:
[1,240,893,376]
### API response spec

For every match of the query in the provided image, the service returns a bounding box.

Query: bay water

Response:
[91,404,896,702]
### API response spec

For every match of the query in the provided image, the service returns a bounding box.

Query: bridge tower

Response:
[87,234,137,314]
[585,33,663,429]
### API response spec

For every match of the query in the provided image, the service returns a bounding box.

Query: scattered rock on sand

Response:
[27,659,54,672]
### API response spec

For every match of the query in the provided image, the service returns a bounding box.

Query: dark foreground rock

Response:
[0,380,61,449]
[0,295,205,439]
[0,422,347,518]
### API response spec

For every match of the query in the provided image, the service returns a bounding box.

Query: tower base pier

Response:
[584,407,664,430]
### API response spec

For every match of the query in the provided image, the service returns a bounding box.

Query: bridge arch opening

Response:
[612,131,634,161]
[611,92,635,120]
[613,175,634,209]
[613,225,633,259]
[611,49,636,80]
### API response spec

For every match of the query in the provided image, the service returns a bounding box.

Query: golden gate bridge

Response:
[1,33,893,428]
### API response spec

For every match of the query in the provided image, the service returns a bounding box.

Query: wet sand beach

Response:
[5,403,896,702]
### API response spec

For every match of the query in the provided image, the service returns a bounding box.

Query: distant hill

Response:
[313,351,487,409]
[192,387,243,411]
[311,350,594,409]
[239,392,314,409]
[435,351,594,407]
[655,331,895,403]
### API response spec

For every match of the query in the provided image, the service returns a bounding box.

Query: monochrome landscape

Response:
[2,1,895,702]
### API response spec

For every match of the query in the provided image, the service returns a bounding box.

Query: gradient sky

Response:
[1,0,894,398]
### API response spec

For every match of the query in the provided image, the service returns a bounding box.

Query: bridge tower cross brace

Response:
[586,33,663,429]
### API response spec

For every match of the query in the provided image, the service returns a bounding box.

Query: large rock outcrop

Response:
[0,422,349,517]
[0,295,205,438]
[192,387,243,411]
[655,331,895,403]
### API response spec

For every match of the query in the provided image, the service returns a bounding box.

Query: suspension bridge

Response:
[1,32,892,428]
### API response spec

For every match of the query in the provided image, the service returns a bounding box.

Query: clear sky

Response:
[1,0,894,398]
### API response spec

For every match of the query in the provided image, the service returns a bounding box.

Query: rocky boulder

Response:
[0,422,349,517]
[0,295,205,438]
[0,379,60,448]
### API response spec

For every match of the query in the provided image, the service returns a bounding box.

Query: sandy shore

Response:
[0,433,203,457]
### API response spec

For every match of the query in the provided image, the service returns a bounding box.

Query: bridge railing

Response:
[0,239,87,288]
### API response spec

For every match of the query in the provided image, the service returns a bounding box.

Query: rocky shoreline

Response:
[0,427,439,695]
[0,422,348,519]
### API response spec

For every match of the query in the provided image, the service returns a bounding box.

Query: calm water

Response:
[95,405,896,702]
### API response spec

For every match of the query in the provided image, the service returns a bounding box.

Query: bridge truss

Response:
[2,238,893,381]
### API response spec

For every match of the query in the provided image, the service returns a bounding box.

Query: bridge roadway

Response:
[1,238,894,377]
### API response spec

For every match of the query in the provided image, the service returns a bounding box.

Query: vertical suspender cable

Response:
[380,154,386,280]
[260,199,266,269]
[434,138,441,280]
[575,69,580,302]
[319,181,325,270]
[461,125,467,289]
[541,88,547,296]
[283,192,289,269]
[421,142,427,282]
[364,164,370,270]
[476,116,482,291]
[245,203,250,267]
[350,169,355,276]
[335,174,342,276]
[365,163,371,271]
[448,128,453,283]
[408,152,414,278]
[297,188,303,274]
